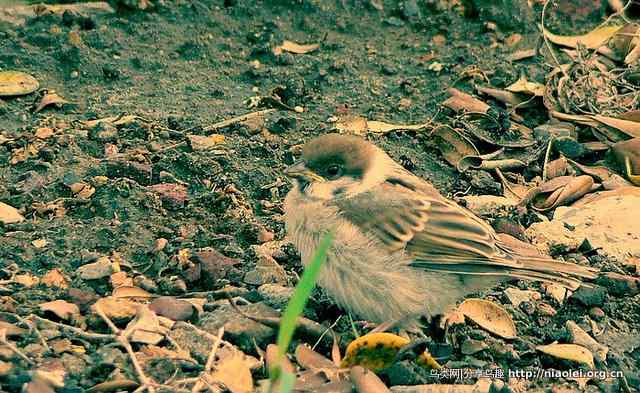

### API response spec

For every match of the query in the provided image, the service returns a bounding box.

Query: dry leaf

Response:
[335,115,430,135]
[443,88,490,113]
[506,75,545,96]
[457,298,517,339]
[209,346,255,393]
[341,332,441,371]
[543,25,623,50]
[39,300,80,321]
[350,366,391,393]
[274,40,319,55]
[0,321,27,337]
[86,379,139,393]
[41,269,68,289]
[124,306,167,345]
[34,91,70,113]
[612,138,640,185]
[91,297,138,321]
[83,115,139,129]
[10,143,41,165]
[0,70,39,97]
[34,127,55,139]
[14,273,40,287]
[0,201,24,224]
[536,343,595,369]
[566,320,608,362]
[110,272,133,288]
[431,125,479,169]
[476,85,532,107]
[529,175,596,211]
[187,134,225,150]
[112,285,155,299]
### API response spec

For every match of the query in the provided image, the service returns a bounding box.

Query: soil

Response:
[0,0,638,391]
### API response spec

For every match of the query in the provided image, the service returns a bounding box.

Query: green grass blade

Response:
[276,229,334,357]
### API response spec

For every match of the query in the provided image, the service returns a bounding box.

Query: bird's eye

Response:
[326,164,342,179]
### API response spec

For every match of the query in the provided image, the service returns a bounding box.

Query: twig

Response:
[191,327,225,393]
[14,314,50,352]
[29,315,115,342]
[202,109,276,132]
[542,137,556,182]
[541,0,568,78]
[0,328,34,365]
[94,304,157,393]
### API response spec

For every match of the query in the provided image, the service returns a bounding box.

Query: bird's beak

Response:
[284,161,324,183]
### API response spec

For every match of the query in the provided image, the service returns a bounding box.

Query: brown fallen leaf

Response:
[506,75,545,96]
[335,115,430,135]
[0,321,28,337]
[34,127,55,139]
[543,24,623,50]
[612,138,640,184]
[274,40,319,55]
[112,286,155,299]
[457,298,516,339]
[91,297,138,321]
[41,269,68,289]
[443,88,490,114]
[545,157,569,179]
[187,134,225,150]
[526,175,596,211]
[34,90,70,113]
[476,85,532,107]
[431,125,479,169]
[86,379,140,393]
[350,366,391,393]
[123,306,167,345]
[39,300,80,321]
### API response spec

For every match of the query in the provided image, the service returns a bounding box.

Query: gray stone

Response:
[571,285,607,307]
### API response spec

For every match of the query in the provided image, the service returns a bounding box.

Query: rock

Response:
[77,256,113,280]
[187,134,225,151]
[466,170,502,196]
[461,339,488,355]
[503,287,540,308]
[257,284,293,309]
[200,302,278,352]
[542,283,569,304]
[570,285,606,307]
[526,194,640,260]
[460,195,516,217]
[596,272,640,296]
[244,243,288,285]
[147,183,188,209]
[0,201,24,224]
[149,297,194,321]
[589,307,605,321]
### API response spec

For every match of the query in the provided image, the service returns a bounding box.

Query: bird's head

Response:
[285,134,392,199]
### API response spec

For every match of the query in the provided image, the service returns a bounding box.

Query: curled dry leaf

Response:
[565,158,618,183]
[506,75,545,97]
[476,85,532,107]
[0,201,24,224]
[545,157,569,179]
[295,344,340,381]
[86,379,139,393]
[431,125,479,170]
[536,343,595,369]
[34,91,70,113]
[274,40,319,55]
[523,175,596,211]
[457,298,517,339]
[335,115,430,135]
[0,70,39,97]
[443,88,490,114]
[39,300,80,321]
[341,332,441,371]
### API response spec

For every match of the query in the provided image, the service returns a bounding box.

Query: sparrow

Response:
[283,134,596,324]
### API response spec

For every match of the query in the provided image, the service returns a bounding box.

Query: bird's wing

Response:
[334,174,595,288]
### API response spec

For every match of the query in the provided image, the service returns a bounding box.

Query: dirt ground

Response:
[0,0,639,392]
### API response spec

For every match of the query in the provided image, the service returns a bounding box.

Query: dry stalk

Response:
[191,326,225,393]
[0,328,34,365]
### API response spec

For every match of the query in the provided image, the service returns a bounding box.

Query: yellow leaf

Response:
[536,343,595,369]
[275,40,319,55]
[543,25,623,49]
[340,332,441,371]
[0,71,39,97]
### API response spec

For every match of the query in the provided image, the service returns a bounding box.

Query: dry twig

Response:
[191,326,225,393]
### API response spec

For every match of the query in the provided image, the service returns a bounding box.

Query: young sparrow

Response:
[283,134,596,323]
